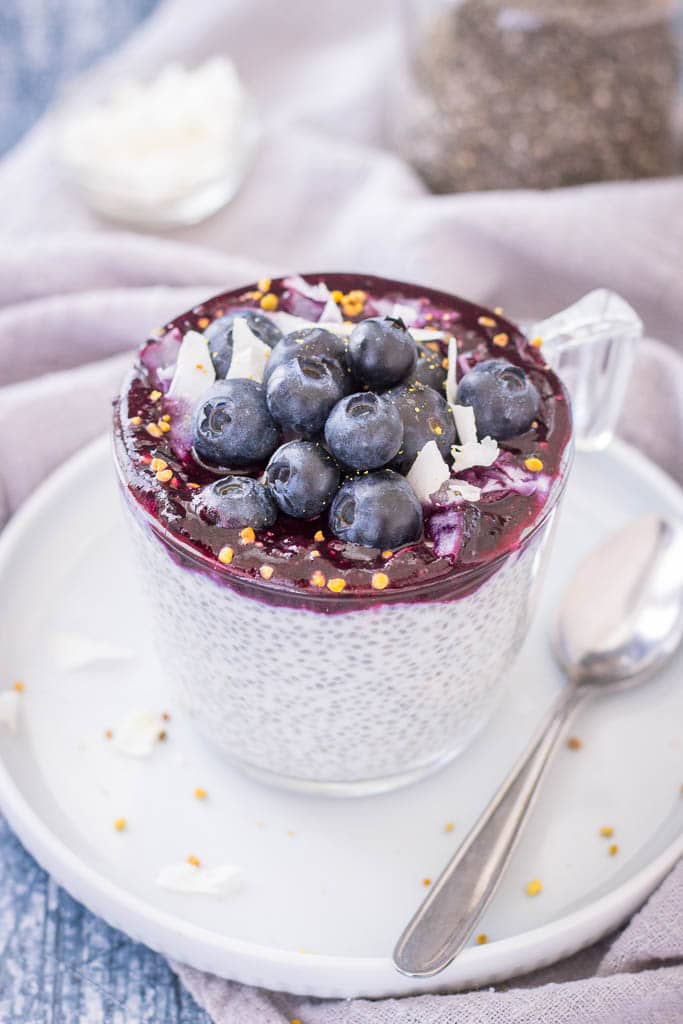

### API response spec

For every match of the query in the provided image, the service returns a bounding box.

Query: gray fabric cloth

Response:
[0,0,682,1020]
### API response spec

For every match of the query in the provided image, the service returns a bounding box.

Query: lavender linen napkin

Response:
[0,236,681,1024]
[0,0,682,1019]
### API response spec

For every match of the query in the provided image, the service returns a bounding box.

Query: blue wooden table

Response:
[0,8,212,1020]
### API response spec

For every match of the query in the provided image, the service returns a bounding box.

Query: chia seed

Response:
[397,0,682,192]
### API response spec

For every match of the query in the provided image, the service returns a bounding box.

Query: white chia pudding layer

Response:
[124,496,557,793]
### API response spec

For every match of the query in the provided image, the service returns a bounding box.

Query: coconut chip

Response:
[168,330,216,402]
[227,317,271,382]
[406,441,451,503]
[156,861,243,896]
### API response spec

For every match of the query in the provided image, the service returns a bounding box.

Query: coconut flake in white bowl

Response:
[156,861,243,896]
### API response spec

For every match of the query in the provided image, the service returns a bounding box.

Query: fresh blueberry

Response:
[385,382,456,473]
[264,327,350,388]
[192,476,277,530]
[266,441,340,518]
[324,392,403,470]
[204,309,283,378]
[266,355,346,439]
[328,470,422,550]
[405,342,447,394]
[456,359,541,440]
[347,317,417,389]
[192,379,279,469]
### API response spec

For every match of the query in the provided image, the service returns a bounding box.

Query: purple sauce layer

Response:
[113,273,572,611]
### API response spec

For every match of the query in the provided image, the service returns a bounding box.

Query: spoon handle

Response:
[393,686,587,977]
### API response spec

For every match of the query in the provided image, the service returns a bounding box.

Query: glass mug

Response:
[113,285,641,796]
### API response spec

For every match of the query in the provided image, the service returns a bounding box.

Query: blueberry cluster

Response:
[190,314,540,553]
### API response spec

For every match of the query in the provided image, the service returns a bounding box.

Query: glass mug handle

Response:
[526,289,643,452]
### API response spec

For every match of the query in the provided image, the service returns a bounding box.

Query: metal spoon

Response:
[393,514,683,978]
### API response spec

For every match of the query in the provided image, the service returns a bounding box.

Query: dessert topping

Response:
[168,330,216,402]
[156,860,243,896]
[406,441,450,504]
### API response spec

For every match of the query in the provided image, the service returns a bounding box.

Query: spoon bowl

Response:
[555,515,683,689]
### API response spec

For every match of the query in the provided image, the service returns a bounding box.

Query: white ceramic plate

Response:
[0,436,681,999]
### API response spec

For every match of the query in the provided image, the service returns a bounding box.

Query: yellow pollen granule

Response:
[257,277,272,293]
[430,421,443,436]
[260,293,279,311]
[443,822,455,834]
[478,316,497,327]
[530,336,544,348]
[187,854,201,867]
[442,358,449,370]
[425,341,440,352]
[310,550,321,558]
[327,577,346,593]
[310,570,326,588]
[494,306,504,315]
[161,414,172,422]
[114,817,127,832]
[525,879,543,896]
[156,469,173,483]
[525,457,544,472]
[382,550,394,559]
[314,529,325,542]
[608,844,619,857]
[240,527,256,544]
[194,787,207,800]
[150,457,168,472]
[422,877,432,887]
[197,317,210,329]
[330,290,343,303]
[493,333,509,347]
[341,299,363,318]
[347,289,367,302]
[599,826,614,838]
[476,933,488,945]
[13,681,25,692]
[129,416,142,425]
[218,546,234,565]
[259,565,274,580]
[567,736,582,750]
[158,421,171,433]
[372,572,390,591]
[149,390,162,402]
[146,423,163,438]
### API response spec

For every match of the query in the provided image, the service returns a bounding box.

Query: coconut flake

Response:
[156,861,243,896]
[390,302,419,326]
[320,295,343,324]
[406,441,451,503]
[112,710,163,757]
[0,691,19,734]
[452,404,477,446]
[451,436,499,474]
[168,330,215,402]
[226,317,271,382]
[443,479,482,503]
[283,275,331,304]
[446,337,458,405]
[409,328,449,342]
[50,631,134,671]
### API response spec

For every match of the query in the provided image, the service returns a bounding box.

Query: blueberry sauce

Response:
[113,274,572,611]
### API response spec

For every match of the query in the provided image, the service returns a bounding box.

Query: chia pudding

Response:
[113,273,572,794]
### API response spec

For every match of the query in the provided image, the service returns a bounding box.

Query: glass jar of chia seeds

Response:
[396,0,683,192]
